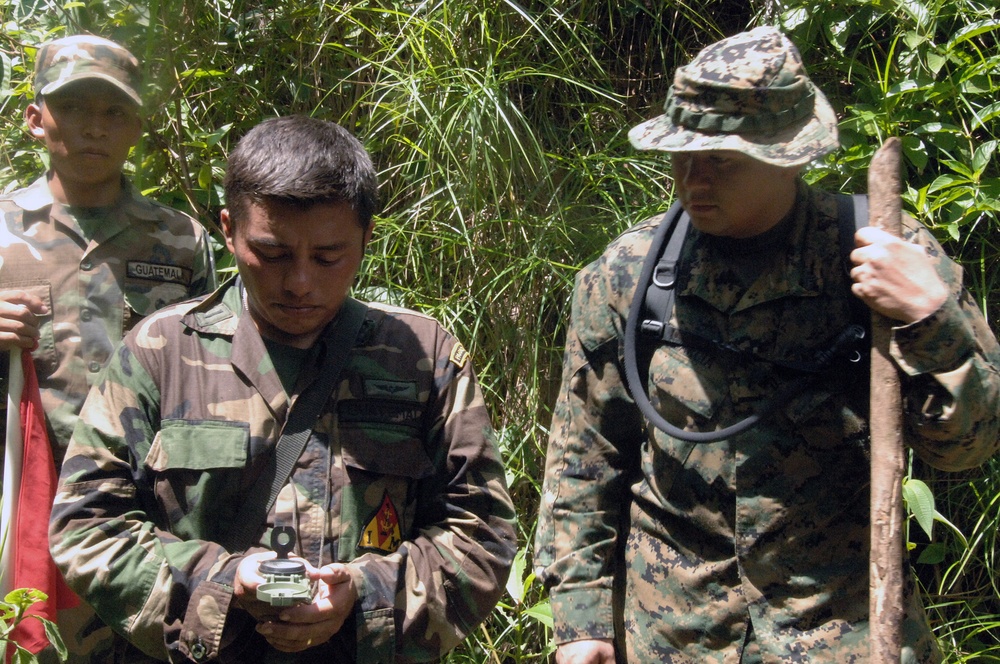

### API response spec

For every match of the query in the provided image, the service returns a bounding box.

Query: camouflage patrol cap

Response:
[34,34,142,106]
[628,26,839,167]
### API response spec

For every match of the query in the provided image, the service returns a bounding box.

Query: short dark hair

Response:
[224,115,380,230]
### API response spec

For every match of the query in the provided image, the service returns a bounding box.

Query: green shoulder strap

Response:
[224,297,368,553]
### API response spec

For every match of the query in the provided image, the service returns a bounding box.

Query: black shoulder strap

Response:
[643,194,868,339]
[638,201,689,342]
[624,194,870,444]
[837,193,868,270]
[837,194,870,331]
[224,297,368,553]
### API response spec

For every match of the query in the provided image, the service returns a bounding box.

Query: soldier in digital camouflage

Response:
[535,26,1000,663]
[49,115,517,663]
[0,34,216,663]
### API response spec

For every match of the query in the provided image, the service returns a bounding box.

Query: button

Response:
[87,361,101,373]
[80,261,93,271]
[81,309,92,322]
[189,639,207,661]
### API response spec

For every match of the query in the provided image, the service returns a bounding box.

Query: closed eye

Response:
[316,256,342,267]
[253,247,290,263]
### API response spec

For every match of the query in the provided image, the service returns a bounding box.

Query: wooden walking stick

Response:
[868,137,905,661]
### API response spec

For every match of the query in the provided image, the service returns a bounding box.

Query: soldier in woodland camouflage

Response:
[50,115,516,663]
[0,34,216,663]
[535,27,1000,662]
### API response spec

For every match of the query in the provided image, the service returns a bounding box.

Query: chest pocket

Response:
[337,400,434,558]
[144,419,249,541]
[123,262,192,332]
[0,282,56,377]
[647,341,723,424]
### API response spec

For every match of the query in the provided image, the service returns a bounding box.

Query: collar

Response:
[181,275,243,337]
[8,174,164,222]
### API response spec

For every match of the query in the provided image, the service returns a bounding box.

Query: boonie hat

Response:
[33,34,142,106]
[628,26,839,167]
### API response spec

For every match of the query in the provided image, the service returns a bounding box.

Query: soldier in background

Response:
[535,27,1000,662]
[0,34,217,662]
[50,115,516,663]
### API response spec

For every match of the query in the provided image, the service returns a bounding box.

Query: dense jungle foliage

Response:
[1,0,999,660]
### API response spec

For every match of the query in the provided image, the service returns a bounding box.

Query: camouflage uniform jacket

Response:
[0,174,217,463]
[50,277,517,663]
[535,181,1000,662]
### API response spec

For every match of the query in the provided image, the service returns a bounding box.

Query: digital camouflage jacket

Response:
[0,174,217,463]
[50,277,516,663]
[535,181,1000,662]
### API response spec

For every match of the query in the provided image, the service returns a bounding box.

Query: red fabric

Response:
[6,350,78,661]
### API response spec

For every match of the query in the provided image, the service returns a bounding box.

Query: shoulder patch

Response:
[449,342,469,369]
[358,491,403,554]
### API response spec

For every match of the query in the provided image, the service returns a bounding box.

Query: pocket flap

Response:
[147,419,249,471]
[341,434,434,479]
[0,282,56,374]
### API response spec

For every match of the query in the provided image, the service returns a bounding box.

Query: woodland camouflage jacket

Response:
[535,181,1000,662]
[50,277,517,663]
[0,174,217,463]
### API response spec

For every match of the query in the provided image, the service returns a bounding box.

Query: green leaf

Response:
[947,19,1000,48]
[4,588,46,609]
[197,163,212,191]
[13,645,38,664]
[901,135,928,171]
[504,547,527,605]
[902,477,935,540]
[778,7,810,31]
[942,160,977,180]
[202,124,233,148]
[972,102,1000,132]
[971,140,997,176]
[0,601,15,621]
[932,510,968,548]
[179,68,228,80]
[897,1,931,29]
[41,616,68,659]
[0,52,10,95]
[928,174,967,194]
[925,52,948,76]
[887,79,924,97]
[917,541,947,565]
[902,30,927,50]
[523,599,553,628]
[912,122,963,136]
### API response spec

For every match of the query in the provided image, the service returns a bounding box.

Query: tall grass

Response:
[1,0,999,660]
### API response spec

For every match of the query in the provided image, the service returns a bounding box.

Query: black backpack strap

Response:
[624,194,870,444]
[639,201,689,343]
[223,297,368,553]
[837,193,868,270]
[837,194,871,334]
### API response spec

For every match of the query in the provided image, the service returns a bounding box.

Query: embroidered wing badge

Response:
[358,490,403,553]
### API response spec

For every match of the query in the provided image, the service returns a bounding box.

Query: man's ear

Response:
[25,103,45,139]
[220,209,237,254]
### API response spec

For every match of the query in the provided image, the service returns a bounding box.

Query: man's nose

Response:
[283,259,315,298]
[81,113,111,139]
